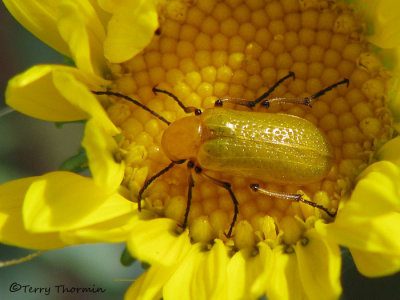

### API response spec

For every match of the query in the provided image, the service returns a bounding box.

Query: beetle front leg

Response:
[250,184,336,218]
[138,160,184,211]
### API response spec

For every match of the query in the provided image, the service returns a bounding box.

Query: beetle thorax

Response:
[161,116,202,162]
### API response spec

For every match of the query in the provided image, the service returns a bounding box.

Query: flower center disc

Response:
[106,0,392,248]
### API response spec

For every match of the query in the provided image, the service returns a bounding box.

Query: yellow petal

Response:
[317,212,400,256]
[0,177,66,249]
[358,0,400,48]
[163,240,228,300]
[23,171,134,232]
[227,243,270,300]
[127,218,192,266]
[82,119,124,193]
[351,248,400,277]
[6,65,85,121]
[296,229,342,300]
[51,70,117,135]
[103,0,159,63]
[3,0,70,57]
[6,64,109,122]
[161,243,203,300]
[125,265,168,300]
[266,246,307,300]
[342,161,400,216]
[376,136,400,164]
[194,240,228,300]
[57,0,107,76]
[315,161,400,258]
[60,212,137,244]
[251,243,274,297]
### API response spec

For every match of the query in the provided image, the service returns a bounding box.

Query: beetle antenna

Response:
[260,78,350,107]
[92,91,171,125]
[152,87,202,115]
[138,160,185,211]
[214,72,296,108]
[251,72,295,107]
[297,197,337,218]
[310,78,349,101]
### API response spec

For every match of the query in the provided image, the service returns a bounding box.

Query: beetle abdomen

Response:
[198,109,333,185]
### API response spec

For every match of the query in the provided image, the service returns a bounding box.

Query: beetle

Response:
[93,72,349,237]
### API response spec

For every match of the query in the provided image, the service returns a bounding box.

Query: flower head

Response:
[2,0,400,299]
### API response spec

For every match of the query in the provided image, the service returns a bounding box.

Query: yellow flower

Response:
[2,0,400,299]
[0,0,159,248]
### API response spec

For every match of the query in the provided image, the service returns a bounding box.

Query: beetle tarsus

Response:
[183,172,195,230]
[202,172,239,238]
[138,161,178,211]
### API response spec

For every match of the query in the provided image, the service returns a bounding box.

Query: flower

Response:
[2,0,400,299]
[0,0,160,248]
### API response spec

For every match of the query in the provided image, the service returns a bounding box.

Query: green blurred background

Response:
[1,2,400,300]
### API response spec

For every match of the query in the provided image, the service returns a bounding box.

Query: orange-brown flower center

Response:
[105,0,392,248]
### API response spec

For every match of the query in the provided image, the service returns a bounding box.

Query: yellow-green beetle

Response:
[94,72,348,237]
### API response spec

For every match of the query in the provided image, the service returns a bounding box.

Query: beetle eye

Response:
[194,109,202,116]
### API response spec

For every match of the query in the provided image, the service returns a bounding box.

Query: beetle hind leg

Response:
[182,161,196,231]
[200,171,239,238]
[250,184,336,218]
[187,163,239,238]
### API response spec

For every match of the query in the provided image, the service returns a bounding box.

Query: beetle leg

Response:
[138,160,185,211]
[250,184,336,218]
[200,171,239,238]
[182,161,196,230]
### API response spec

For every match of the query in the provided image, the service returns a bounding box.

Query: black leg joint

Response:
[250,183,259,191]
[261,100,270,108]
[246,101,257,108]
[214,99,223,107]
